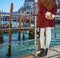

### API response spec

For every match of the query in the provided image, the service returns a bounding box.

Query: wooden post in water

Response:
[34,0,41,55]
[18,32,20,44]
[34,1,37,55]
[0,12,4,43]
[26,15,30,39]
[7,3,13,56]
[28,13,31,27]
[18,16,21,44]
[21,15,25,41]
[34,16,36,55]
[0,32,4,43]
[38,29,41,51]
[34,0,41,51]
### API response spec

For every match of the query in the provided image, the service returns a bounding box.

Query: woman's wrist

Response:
[45,11,51,16]
[45,11,55,20]
[52,14,55,19]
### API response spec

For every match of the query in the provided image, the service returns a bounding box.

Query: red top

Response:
[37,0,57,28]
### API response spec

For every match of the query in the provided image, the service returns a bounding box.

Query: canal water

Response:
[0,21,60,58]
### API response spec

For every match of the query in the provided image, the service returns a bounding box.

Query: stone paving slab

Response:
[19,45,60,58]
[19,54,39,58]
[44,49,60,58]
[51,45,60,53]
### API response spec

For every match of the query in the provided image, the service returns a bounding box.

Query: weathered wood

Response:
[0,32,4,43]
[18,32,20,44]
[21,15,25,41]
[18,15,20,44]
[0,28,34,32]
[38,29,41,51]
[38,38,41,51]
[7,3,13,56]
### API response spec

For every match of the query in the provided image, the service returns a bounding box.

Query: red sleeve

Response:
[38,0,41,8]
[38,0,43,13]
[51,5,57,15]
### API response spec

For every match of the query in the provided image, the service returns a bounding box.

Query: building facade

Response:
[18,0,35,14]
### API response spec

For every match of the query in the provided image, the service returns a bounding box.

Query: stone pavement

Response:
[19,45,60,58]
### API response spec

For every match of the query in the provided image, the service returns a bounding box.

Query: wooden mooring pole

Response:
[0,32,4,43]
[18,32,20,44]
[18,16,20,44]
[21,15,25,41]
[38,29,41,51]
[7,3,13,56]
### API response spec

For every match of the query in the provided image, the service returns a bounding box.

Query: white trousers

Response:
[40,27,51,48]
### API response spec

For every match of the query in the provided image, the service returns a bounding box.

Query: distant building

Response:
[0,11,19,21]
[57,0,60,9]
[25,0,34,2]
[18,0,36,14]
[58,4,60,9]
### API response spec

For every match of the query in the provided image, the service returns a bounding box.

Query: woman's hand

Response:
[45,11,51,19]
[45,11,55,20]
[51,14,55,19]
[45,15,52,19]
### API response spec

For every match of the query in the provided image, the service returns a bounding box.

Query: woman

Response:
[37,0,57,57]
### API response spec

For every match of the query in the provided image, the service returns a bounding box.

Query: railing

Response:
[0,2,38,56]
